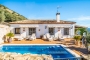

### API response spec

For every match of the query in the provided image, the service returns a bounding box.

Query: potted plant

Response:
[74,35,81,46]
[86,35,90,53]
[2,35,6,42]
[6,32,14,43]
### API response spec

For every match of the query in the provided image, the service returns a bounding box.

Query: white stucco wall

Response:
[0,25,10,44]
[10,24,75,38]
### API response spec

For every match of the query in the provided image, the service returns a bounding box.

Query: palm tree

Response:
[79,28,87,36]
[75,28,87,36]
[75,28,79,35]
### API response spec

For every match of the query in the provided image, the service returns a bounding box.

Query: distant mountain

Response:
[0,4,27,22]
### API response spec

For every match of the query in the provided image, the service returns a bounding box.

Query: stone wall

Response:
[0,52,53,60]
[0,24,10,44]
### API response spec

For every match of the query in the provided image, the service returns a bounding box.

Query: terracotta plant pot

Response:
[75,40,80,46]
[77,41,80,46]
[76,41,78,45]
[8,38,12,43]
[75,40,77,45]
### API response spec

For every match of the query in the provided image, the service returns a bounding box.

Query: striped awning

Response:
[19,25,39,27]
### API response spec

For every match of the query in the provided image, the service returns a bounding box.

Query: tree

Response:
[75,28,79,35]
[79,28,87,36]
[0,7,5,23]
[0,4,27,22]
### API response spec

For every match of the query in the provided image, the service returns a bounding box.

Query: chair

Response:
[42,35,47,40]
[26,36,30,40]
[16,36,23,41]
[29,33,36,40]
[59,36,64,40]
[18,37,23,41]
[51,35,54,40]
[58,33,64,41]
[53,33,58,41]
[46,33,53,41]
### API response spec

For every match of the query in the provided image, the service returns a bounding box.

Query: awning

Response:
[19,25,39,27]
[47,25,71,27]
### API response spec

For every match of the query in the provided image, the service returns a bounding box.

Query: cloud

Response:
[68,16,90,21]
[76,23,90,28]
[67,15,90,28]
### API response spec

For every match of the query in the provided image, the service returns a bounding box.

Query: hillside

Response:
[0,4,27,22]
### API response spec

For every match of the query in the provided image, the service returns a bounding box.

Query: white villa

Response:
[10,12,76,39]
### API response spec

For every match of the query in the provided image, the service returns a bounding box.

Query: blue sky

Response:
[0,0,90,27]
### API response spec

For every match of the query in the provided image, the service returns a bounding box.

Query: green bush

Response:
[74,35,81,41]
[0,4,27,22]
[86,35,90,43]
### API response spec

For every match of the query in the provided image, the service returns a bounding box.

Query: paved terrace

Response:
[4,38,88,59]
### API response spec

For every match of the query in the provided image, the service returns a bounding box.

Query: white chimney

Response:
[56,13,60,22]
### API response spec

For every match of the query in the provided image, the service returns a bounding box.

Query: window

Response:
[29,28,36,35]
[64,28,69,35]
[49,28,54,35]
[15,28,20,34]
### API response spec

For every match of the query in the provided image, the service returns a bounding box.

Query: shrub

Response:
[86,35,90,43]
[74,35,81,41]
[6,32,14,38]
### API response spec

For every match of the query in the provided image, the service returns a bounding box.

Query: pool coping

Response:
[61,44,81,59]
[0,44,81,59]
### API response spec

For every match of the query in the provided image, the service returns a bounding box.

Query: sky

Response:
[0,0,90,27]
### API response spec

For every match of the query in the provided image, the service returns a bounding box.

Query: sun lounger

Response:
[14,36,23,41]
[46,33,53,41]
[59,37,64,40]
[58,33,64,41]
[53,33,58,41]
[42,35,47,40]
[26,36,30,40]
[14,37,23,41]
[51,35,54,40]
[18,37,23,41]
[29,33,36,40]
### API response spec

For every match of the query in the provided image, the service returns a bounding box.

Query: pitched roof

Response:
[9,20,76,24]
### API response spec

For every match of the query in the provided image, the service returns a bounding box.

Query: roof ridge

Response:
[9,20,76,24]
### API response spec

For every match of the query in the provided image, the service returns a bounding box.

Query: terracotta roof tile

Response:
[9,20,76,24]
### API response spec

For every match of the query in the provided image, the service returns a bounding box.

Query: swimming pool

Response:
[0,44,80,60]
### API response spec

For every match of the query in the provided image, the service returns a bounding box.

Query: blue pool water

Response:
[0,45,78,60]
